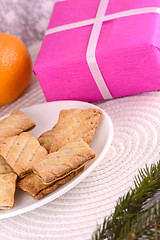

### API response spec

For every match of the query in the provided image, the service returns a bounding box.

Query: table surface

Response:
[1,1,160,240]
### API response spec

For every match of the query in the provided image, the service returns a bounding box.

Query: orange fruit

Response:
[0,33,32,106]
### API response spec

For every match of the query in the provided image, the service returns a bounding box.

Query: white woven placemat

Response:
[0,43,160,240]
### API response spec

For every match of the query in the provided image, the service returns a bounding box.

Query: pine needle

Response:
[92,160,160,240]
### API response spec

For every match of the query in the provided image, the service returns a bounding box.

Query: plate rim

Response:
[0,100,113,219]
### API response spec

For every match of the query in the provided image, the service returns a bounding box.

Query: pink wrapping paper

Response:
[33,0,160,102]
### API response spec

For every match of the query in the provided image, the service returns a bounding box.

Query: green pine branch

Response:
[92,160,160,240]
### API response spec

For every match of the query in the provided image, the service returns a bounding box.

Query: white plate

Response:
[0,100,113,219]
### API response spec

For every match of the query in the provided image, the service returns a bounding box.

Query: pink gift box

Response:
[33,0,160,102]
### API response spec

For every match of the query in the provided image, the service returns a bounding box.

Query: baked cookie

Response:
[17,173,59,200]
[17,172,73,200]
[0,156,13,174]
[0,132,48,178]
[33,138,96,184]
[38,108,102,152]
[0,173,17,209]
[0,110,36,142]
[17,167,84,200]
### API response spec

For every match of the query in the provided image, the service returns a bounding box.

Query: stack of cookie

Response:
[0,108,102,209]
[0,110,36,209]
